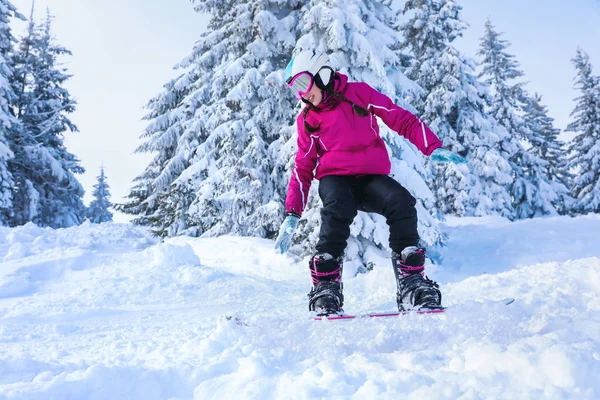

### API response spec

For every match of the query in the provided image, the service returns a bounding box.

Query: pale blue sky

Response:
[8,0,600,222]
[456,0,600,134]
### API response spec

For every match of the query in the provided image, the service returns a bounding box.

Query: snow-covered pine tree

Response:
[117,73,195,235]
[477,19,563,218]
[477,19,526,139]
[87,166,113,223]
[0,0,23,225]
[125,0,301,238]
[566,49,600,214]
[509,136,564,218]
[9,10,85,228]
[402,0,514,218]
[524,93,571,214]
[282,0,444,264]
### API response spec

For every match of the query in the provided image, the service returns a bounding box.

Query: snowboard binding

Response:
[392,246,443,311]
[308,253,344,316]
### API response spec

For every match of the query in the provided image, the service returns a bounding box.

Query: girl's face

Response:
[302,83,323,106]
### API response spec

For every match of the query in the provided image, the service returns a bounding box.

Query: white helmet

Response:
[284,50,333,89]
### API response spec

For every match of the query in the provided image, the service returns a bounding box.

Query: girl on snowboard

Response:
[274,50,467,316]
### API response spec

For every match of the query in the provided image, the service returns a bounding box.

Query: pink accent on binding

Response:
[398,262,424,278]
[400,265,424,271]
[311,268,341,277]
[311,258,341,284]
[400,265,424,277]
[311,268,341,284]
[398,249,425,278]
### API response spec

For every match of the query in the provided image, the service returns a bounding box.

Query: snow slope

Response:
[1,216,599,399]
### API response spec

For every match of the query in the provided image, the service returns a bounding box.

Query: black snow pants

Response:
[315,175,419,258]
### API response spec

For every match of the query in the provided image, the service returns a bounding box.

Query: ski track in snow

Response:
[0,216,599,399]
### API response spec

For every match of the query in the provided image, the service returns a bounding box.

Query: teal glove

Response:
[274,214,300,254]
[430,148,468,164]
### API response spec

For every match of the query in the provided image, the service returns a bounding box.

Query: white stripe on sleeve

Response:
[420,120,428,148]
[292,167,305,209]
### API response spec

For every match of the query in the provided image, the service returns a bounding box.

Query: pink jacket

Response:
[285,73,443,216]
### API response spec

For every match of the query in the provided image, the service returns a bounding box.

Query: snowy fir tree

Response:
[509,132,566,218]
[524,93,571,214]
[401,0,514,218]
[566,49,600,214]
[0,0,23,225]
[9,10,85,228]
[87,166,113,223]
[525,94,567,178]
[477,19,527,139]
[122,0,302,238]
[284,0,444,263]
[117,74,196,233]
[477,19,563,219]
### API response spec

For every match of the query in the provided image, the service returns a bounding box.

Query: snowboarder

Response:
[274,50,467,316]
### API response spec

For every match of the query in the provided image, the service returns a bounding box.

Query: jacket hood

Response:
[331,72,348,92]
[310,72,348,110]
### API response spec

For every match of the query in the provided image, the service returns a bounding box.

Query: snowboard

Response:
[313,298,515,321]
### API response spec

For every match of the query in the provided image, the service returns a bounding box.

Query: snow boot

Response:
[308,253,344,316]
[392,246,443,311]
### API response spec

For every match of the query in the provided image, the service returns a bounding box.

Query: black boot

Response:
[392,246,443,311]
[308,253,344,316]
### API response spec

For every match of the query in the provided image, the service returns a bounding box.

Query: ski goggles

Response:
[286,71,314,99]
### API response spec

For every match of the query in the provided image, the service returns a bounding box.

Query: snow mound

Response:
[150,243,201,267]
[0,223,158,299]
